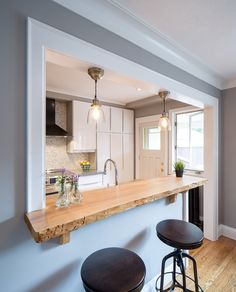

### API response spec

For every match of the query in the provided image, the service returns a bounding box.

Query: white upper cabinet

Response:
[97,105,110,133]
[123,109,134,134]
[67,100,96,152]
[110,107,123,133]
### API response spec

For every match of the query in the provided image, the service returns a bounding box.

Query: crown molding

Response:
[54,0,225,89]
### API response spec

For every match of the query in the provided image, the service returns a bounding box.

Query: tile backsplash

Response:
[45,100,96,170]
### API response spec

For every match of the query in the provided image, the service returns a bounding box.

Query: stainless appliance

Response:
[45,168,71,195]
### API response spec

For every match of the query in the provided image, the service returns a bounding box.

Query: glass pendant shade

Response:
[87,100,105,123]
[87,67,105,124]
[158,90,171,131]
[158,113,171,131]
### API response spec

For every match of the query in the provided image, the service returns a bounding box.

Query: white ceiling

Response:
[54,0,236,89]
[46,50,161,105]
[111,0,236,80]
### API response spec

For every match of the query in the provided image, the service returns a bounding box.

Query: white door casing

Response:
[27,18,219,240]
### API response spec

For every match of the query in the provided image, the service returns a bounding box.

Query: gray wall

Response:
[0,0,224,291]
[134,99,189,118]
[222,87,236,228]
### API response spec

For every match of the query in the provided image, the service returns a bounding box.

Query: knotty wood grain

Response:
[25,175,207,243]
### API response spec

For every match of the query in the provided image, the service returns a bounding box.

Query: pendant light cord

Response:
[163,96,166,114]
[94,79,97,101]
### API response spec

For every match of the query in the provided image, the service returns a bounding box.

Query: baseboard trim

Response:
[218,224,236,241]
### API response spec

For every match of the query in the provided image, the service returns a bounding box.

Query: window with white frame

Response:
[175,110,204,171]
[143,126,161,150]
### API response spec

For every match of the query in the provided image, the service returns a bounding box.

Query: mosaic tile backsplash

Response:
[45,100,96,170]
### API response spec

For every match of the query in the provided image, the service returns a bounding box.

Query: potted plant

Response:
[174,160,185,177]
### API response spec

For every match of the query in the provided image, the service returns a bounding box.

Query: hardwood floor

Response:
[179,236,236,291]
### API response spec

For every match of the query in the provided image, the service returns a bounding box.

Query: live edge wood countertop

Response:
[25,175,207,244]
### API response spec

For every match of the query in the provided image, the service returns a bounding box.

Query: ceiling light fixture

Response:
[158,90,171,131]
[87,67,105,123]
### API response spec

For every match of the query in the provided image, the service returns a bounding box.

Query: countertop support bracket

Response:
[166,193,178,204]
[59,232,70,244]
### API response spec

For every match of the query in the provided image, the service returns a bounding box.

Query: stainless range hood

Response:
[46,98,68,136]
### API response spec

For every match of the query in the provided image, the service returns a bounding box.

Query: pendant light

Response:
[87,67,105,123]
[158,90,171,131]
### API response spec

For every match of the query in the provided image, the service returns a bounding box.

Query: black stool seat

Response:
[156,219,204,250]
[155,219,204,291]
[81,247,146,292]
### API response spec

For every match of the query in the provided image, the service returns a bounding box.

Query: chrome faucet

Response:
[103,159,118,186]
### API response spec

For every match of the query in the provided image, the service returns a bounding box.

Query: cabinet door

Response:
[97,132,111,185]
[97,132,110,170]
[110,107,122,133]
[122,134,134,182]
[97,105,110,132]
[123,109,134,134]
[110,133,123,184]
[73,101,96,151]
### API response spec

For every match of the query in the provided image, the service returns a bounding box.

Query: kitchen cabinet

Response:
[97,132,110,170]
[78,174,104,191]
[97,132,134,185]
[96,107,134,185]
[123,109,134,134]
[122,134,134,182]
[97,105,110,132]
[111,107,123,133]
[110,133,123,184]
[67,100,96,152]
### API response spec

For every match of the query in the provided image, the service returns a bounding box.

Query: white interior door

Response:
[139,121,167,179]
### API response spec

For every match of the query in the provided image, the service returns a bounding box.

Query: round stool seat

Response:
[81,247,146,292]
[156,219,204,250]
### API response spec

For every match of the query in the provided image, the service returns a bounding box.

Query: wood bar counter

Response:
[25,175,207,244]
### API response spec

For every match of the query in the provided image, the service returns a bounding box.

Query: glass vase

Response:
[70,183,83,204]
[56,183,70,208]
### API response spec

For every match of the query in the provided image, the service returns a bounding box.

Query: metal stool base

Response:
[155,249,203,292]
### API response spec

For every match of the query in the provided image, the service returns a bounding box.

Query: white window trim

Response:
[168,106,204,175]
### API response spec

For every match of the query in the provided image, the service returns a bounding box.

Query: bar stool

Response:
[155,219,204,292]
[81,247,146,292]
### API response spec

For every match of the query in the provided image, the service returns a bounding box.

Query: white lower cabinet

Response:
[97,132,134,185]
[78,174,104,191]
